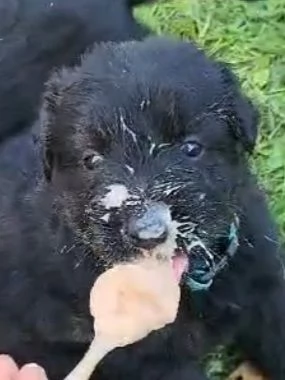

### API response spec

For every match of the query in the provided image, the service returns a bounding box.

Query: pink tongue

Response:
[171,255,189,282]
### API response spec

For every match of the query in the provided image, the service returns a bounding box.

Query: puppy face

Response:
[42,38,258,288]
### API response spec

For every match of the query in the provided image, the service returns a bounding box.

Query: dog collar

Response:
[186,216,239,292]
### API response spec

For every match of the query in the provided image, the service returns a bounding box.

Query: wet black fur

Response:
[0,1,285,380]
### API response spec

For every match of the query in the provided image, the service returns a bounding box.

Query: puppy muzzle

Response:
[186,215,240,292]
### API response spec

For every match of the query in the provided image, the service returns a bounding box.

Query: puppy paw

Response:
[228,362,268,380]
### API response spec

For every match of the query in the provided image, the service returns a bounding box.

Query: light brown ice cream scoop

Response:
[64,256,187,380]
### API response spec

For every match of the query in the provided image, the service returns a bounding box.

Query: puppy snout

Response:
[127,202,170,250]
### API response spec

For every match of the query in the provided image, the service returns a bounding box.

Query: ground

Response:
[136,0,285,378]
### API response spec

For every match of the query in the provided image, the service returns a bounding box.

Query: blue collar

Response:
[186,216,240,292]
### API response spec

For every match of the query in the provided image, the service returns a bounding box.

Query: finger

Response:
[18,363,48,380]
[0,354,19,379]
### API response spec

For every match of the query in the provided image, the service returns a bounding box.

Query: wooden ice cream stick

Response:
[64,338,113,380]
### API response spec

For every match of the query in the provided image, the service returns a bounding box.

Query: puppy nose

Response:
[128,203,170,250]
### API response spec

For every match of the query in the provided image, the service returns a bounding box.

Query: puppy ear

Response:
[232,95,259,153]
[41,68,80,181]
[219,63,259,153]
[40,72,63,182]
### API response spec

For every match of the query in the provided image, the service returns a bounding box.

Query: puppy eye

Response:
[83,151,103,170]
[181,141,203,158]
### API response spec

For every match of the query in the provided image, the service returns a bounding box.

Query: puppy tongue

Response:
[171,255,189,282]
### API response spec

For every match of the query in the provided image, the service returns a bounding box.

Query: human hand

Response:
[0,355,48,380]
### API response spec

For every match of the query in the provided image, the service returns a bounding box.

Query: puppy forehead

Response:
[48,37,231,150]
[54,37,225,115]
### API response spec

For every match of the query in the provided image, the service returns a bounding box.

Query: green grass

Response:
[136,0,285,378]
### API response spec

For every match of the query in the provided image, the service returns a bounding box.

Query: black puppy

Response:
[1,2,285,380]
